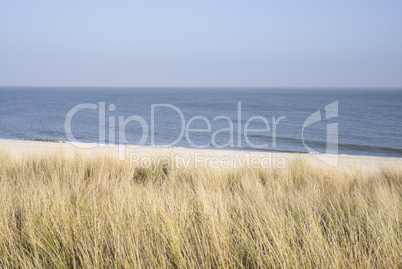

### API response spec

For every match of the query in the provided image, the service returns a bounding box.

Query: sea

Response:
[0,87,401,158]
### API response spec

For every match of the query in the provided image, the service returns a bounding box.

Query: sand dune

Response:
[1,139,400,172]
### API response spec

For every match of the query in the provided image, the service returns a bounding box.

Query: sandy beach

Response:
[1,138,400,172]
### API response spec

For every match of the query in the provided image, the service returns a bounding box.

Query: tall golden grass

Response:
[0,149,400,268]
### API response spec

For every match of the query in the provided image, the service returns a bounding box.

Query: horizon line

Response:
[1,85,402,90]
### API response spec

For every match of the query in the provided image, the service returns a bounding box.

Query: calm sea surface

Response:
[0,87,401,158]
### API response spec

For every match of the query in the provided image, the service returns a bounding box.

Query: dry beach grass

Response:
[0,148,401,268]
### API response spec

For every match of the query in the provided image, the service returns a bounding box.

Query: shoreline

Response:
[4,137,402,160]
[1,138,401,172]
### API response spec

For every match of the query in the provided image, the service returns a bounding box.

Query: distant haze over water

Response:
[0,87,401,158]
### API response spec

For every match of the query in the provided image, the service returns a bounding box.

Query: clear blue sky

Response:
[1,0,401,87]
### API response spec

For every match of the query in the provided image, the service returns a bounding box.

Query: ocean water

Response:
[0,87,401,158]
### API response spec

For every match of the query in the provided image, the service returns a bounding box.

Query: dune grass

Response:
[0,149,400,268]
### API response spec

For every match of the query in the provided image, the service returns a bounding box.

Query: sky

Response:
[0,0,401,87]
